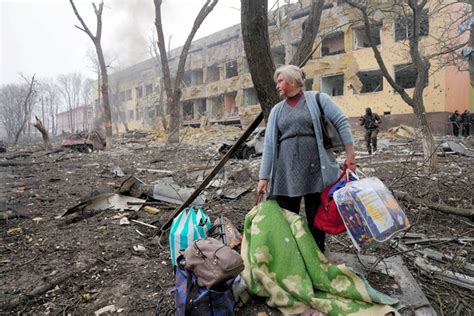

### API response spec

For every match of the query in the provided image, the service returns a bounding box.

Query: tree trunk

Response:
[33,116,53,150]
[14,75,36,145]
[348,0,437,172]
[468,0,474,108]
[69,0,112,148]
[154,0,218,144]
[96,44,113,148]
[241,0,280,120]
[408,1,437,170]
[289,0,325,67]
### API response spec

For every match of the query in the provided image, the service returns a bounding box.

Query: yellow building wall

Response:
[304,1,469,118]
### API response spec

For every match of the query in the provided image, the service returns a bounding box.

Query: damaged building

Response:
[92,0,470,134]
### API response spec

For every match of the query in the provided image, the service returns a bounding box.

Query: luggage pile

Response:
[169,207,246,316]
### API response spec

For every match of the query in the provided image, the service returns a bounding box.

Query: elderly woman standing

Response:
[257,65,356,253]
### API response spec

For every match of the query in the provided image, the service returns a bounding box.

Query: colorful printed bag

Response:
[334,177,410,250]
[174,265,236,316]
[169,206,211,266]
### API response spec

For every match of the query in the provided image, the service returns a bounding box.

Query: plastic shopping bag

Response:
[334,177,410,250]
[169,206,211,266]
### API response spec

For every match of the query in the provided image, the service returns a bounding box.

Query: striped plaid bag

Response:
[169,206,211,266]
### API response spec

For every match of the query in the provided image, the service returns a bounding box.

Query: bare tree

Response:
[147,30,167,131]
[0,75,37,144]
[241,0,326,120]
[290,1,326,66]
[57,73,82,132]
[241,0,280,120]
[153,0,218,143]
[69,0,113,148]
[345,0,443,171]
[41,79,61,137]
[0,85,23,140]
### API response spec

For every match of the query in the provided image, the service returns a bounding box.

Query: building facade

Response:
[57,105,93,134]
[92,0,471,134]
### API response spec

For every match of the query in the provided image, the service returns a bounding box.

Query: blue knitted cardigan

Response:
[259,91,354,197]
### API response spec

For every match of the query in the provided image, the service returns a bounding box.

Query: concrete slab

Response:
[327,253,436,316]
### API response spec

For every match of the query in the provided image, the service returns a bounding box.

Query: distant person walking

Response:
[360,107,381,155]
[449,110,462,137]
[461,110,471,137]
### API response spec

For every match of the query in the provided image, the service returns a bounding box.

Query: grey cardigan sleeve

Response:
[258,108,277,180]
[319,92,353,145]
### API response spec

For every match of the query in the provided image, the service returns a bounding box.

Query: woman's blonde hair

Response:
[274,65,304,88]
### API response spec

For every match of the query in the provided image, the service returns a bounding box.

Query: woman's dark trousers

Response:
[275,193,326,253]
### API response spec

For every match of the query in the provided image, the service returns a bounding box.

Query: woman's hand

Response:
[257,179,268,195]
[344,144,357,171]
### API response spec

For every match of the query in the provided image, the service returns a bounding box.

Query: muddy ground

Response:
[0,129,473,315]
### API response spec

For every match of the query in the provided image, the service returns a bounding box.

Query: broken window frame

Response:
[394,9,429,42]
[145,84,153,96]
[196,99,207,118]
[321,31,345,57]
[225,60,238,79]
[320,73,344,97]
[208,94,225,117]
[224,91,238,116]
[357,69,384,94]
[135,86,143,99]
[243,88,258,106]
[125,89,132,101]
[206,65,220,83]
[182,101,194,121]
[394,63,418,89]
[353,23,382,50]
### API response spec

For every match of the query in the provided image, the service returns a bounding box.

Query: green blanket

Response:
[241,200,401,315]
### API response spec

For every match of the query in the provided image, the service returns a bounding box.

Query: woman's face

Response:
[276,74,297,97]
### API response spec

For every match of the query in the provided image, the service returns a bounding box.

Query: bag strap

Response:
[345,168,360,182]
[315,93,325,118]
[255,192,265,206]
[185,273,199,316]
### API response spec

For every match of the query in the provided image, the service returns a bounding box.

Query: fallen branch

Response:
[0,161,41,167]
[394,191,474,219]
[157,112,264,232]
[4,152,34,160]
[416,248,474,275]
[414,257,474,291]
[0,269,80,310]
[33,116,53,150]
[404,237,474,245]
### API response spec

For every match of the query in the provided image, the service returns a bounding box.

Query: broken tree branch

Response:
[394,191,474,219]
[33,116,53,150]
[0,268,83,310]
[415,257,474,291]
[157,112,264,231]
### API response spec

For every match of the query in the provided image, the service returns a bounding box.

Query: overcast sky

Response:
[0,0,244,85]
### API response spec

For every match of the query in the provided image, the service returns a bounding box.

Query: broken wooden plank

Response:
[157,112,264,231]
[394,191,474,219]
[136,168,174,175]
[404,237,474,245]
[418,248,474,275]
[414,257,474,291]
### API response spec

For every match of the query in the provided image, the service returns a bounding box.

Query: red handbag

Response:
[314,171,352,234]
